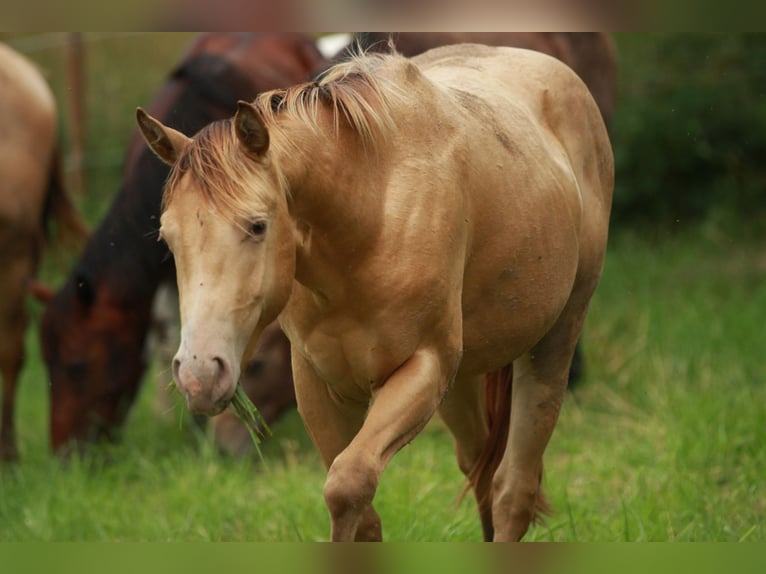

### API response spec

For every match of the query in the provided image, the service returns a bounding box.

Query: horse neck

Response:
[272,115,385,263]
[80,144,174,310]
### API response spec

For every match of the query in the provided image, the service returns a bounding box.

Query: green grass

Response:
[1,33,764,542]
[538,225,766,542]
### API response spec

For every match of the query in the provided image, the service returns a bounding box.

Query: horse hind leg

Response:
[1,364,21,462]
[491,302,588,541]
[438,371,512,541]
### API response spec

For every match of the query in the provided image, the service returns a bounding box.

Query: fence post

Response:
[65,32,86,196]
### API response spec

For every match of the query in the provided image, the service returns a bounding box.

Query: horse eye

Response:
[249,220,268,238]
[65,361,88,384]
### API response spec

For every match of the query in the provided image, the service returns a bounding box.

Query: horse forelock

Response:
[162,120,288,229]
[253,49,407,152]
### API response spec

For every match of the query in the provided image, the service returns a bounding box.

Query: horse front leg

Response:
[321,346,456,542]
[0,320,25,463]
[290,351,380,541]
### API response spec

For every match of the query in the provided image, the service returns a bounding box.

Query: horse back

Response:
[0,43,57,226]
[413,43,612,227]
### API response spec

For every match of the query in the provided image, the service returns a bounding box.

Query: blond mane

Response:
[162,49,409,225]
[253,48,406,152]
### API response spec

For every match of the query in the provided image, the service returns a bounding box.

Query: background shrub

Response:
[612,33,766,229]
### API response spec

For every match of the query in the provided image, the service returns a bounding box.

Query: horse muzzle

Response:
[172,348,237,416]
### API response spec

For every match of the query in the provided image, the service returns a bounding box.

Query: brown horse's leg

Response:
[438,374,494,541]
[490,305,587,541]
[319,346,456,541]
[0,319,26,463]
[290,351,381,541]
[1,367,20,462]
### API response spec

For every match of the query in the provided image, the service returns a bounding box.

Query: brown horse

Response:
[211,320,295,455]
[0,43,87,462]
[39,33,323,455]
[139,44,613,540]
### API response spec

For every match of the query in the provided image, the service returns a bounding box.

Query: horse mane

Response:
[162,48,408,226]
[253,47,406,151]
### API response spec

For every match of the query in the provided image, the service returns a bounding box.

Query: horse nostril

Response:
[212,356,227,378]
[172,358,181,381]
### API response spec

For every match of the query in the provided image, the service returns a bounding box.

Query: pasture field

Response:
[0,33,764,542]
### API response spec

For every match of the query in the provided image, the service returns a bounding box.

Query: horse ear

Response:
[235,100,269,156]
[136,107,191,165]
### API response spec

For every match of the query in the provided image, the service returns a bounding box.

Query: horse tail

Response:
[42,144,88,253]
[464,363,550,523]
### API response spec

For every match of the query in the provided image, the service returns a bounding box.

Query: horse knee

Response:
[323,453,379,531]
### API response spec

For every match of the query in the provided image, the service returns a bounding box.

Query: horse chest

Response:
[281,302,418,397]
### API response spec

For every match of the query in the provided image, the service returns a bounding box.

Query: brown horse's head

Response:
[40,273,150,454]
[212,320,295,456]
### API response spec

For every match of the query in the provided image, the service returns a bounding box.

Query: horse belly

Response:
[458,227,580,376]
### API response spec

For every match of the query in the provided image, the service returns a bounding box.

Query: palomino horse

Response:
[39,33,323,454]
[0,43,87,462]
[139,44,613,540]
[189,31,616,454]
[41,32,614,460]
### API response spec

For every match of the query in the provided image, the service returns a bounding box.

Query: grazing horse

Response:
[39,33,324,454]
[139,44,613,540]
[0,43,87,462]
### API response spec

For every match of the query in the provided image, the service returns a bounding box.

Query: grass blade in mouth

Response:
[167,379,271,460]
[229,384,272,460]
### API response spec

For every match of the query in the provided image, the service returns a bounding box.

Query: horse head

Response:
[40,272,149,454]
[137,103,295,416]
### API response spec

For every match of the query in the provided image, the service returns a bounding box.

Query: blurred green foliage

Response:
[612,33,766,229]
